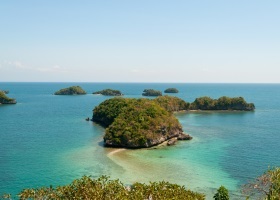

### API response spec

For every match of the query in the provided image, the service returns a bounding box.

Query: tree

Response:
[213,186,229,200]
[242,167,280,199]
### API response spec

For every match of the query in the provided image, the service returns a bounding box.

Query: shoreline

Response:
[107,148,127,156]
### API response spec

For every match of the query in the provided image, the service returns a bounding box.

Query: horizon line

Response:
[1,81,280,84]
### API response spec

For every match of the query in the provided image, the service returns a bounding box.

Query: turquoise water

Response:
[1,83,280,199]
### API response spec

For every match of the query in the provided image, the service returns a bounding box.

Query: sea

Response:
[0,83,280,199]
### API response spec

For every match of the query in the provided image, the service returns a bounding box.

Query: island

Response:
[91,95,254,149]
[164,88,179,93]
[190,96,255,111]
[0,90,9,94]
[0,91,17,104]
[92,97,192,148]
[93,89,123,96]
[142,89,162,96]
[54,86,86,95]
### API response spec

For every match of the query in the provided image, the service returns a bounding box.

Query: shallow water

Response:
[0,83,280,199]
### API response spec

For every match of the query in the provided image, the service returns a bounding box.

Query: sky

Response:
[0,0,279,83]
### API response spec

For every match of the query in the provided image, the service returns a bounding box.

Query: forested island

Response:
[92,95,254,148]
[190,96,255,111]
[92,96,192,148]
[0,91,16,104]
[142,89,162,96]
[164,88,179,93]
[93,89,123,96]
[54,86,86,95]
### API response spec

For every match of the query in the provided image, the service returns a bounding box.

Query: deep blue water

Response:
[0,83,280,198]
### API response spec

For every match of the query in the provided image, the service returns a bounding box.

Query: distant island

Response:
[54,86,86,95]
[93,89,123,96]
[142,89,162,96]
[0,91,17,104]
[164,88,179,93]
[92,96,192,148]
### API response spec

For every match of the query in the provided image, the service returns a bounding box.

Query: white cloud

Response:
[0,61,70,74]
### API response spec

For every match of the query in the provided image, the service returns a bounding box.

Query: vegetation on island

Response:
[142,89,162,96]
[93,89,123,96]
[2,176,205,200]
[0,91,16,104]
[92,97,191,148]
[0,90,9,94]
[54,86,86,95]
[92,97,129,127]
[154,96,190,112]
[164,88,179,93]
[92,95,254,148]
[190,96,255,111]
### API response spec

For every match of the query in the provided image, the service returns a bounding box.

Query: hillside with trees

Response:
[92,97,192,148]
[3,176,205,200]
[154,96,190,112]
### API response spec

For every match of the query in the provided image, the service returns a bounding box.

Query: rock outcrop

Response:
[0,91,17,104]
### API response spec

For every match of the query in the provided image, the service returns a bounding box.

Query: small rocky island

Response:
[54,86,86,95]
[92,96,192,148]
[93,89,123,96]
[142,89,162,96]
[164,88,179,93]
[0,91,17,104]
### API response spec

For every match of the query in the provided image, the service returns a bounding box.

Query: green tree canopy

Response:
[93,89,123,96]
[54,86,86,95]
[142,89,162,96]
[164,88,179,93]
[213,186,229,200]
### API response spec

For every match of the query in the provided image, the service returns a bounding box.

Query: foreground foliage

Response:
[54,86,86,95]
[242,167,280,199]
[93,89,123,96]
[213,186,229,200]
[2,176,205,200]
[0,91,16,104]
[190,96,255,111]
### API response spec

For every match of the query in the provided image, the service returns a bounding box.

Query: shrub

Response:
[213,186,229,200]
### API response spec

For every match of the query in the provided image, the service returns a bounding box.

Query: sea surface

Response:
[0,83,280,199]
